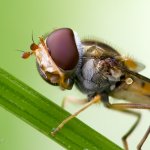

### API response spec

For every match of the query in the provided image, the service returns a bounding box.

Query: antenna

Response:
[32,30,35,43]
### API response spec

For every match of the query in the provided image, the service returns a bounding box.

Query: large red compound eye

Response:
[46,28,79,70]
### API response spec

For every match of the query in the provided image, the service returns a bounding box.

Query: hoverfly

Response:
[22,28,150,150]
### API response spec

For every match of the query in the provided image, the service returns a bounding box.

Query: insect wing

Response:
[111,69,150,104]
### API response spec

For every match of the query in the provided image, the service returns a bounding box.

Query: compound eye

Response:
[46,28,79,70]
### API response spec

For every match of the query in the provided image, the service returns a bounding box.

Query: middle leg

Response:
[104,101,142,150]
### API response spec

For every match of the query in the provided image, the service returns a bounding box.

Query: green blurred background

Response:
[0,0,150,149]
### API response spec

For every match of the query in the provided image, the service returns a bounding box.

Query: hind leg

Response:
[137,126,150,150]
[104,102,142,150]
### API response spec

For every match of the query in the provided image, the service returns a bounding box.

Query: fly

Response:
[22,28,150,150]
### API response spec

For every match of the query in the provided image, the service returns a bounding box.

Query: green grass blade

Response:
[0,67,122,150]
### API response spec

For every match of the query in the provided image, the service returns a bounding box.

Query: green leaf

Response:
[0,67,122,150]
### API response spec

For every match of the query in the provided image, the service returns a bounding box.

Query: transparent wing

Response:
[111,68,150,104]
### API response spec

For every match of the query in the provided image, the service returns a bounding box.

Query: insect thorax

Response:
[75,56,123,98]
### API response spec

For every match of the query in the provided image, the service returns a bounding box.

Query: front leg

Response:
[61,96,88,108]
[51,95,101,136]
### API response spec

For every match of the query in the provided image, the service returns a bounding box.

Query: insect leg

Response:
[120,111,141,150]
[61,96,88,108]
[137,126,150,150]
[104,103,150,110]
[51,95,101,136]
[103,101,142,150]
[105,102,150,150]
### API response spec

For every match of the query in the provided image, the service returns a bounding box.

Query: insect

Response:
[22,28,150,150]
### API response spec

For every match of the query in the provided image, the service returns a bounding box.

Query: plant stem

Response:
[0,67,122,150]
